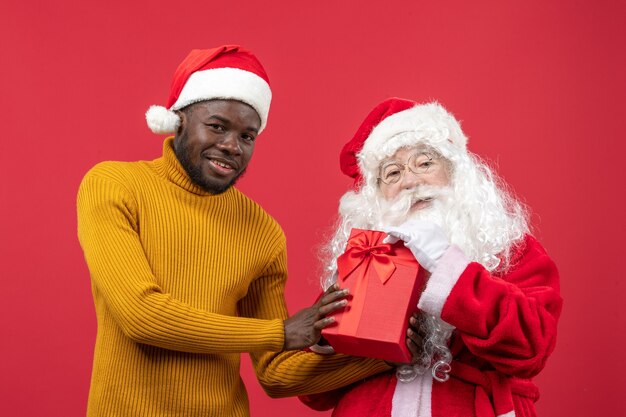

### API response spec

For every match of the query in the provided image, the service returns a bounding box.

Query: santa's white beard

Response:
[372,185,481,265]
[323,186,459,382]
[322,156,529,383]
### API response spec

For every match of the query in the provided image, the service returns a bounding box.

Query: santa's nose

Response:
[400,169,422,190]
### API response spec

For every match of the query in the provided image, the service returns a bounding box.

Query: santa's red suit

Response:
[300,234,562,417]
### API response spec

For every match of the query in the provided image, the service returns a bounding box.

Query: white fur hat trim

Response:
[358,102,468,172]
[145,105,181,134]
[173,67,271,132]
[145,67,271,135]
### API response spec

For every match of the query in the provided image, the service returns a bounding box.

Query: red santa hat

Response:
[340,97,469,188]
[145,45,272,134]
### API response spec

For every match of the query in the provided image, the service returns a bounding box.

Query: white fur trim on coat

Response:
[391,373,433,417]
[418,245,469,318]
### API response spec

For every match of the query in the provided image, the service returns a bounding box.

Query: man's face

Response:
[173,99,261,194]
[378,146,451,207]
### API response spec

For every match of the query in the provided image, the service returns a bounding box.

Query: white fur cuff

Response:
[417,245,469,318]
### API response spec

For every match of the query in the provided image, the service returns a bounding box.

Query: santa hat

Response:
[340,97,468,188]
[145,45,272,134]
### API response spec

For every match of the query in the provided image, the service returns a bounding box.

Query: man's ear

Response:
[175,110,187,135]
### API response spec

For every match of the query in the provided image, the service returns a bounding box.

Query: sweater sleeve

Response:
[237,246,391,397]
[77,169,285,354]
[252,349,391,398]
[419,235,562,378]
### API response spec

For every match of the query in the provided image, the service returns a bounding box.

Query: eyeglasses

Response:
[378,152,440,185]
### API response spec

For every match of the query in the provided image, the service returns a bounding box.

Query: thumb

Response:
[382,227,410,243]
[382,235,400,244]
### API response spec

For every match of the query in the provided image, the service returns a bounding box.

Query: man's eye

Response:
[419,160,433,168]
[241,134,256,142]
[207,124,225,131]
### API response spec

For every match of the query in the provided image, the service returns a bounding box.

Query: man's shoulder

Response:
[230,188,285,237]
[82,160,152,186]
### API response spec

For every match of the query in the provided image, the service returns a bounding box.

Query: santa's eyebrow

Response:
[380,159,402,169]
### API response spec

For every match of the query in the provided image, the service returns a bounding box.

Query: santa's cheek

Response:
[380,186,399,200]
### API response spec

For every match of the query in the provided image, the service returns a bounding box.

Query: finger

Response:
[382,235,400,244]
[406,337,422,361]
[325,283,341,293]
[319,299,348,316]
[319,288,350,306]
[407,328,423,347]
[409,319,428,341]
[384,229,410,242]
[313,316,335,330]
[406,328,424,360]
[409,314,427,333]
[406,337,420,357]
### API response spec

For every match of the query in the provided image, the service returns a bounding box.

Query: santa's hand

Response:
[382,219,450,272]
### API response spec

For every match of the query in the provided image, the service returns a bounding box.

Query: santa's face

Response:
[378,146,451,208]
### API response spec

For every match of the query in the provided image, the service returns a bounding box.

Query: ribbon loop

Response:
[337,230,403,284]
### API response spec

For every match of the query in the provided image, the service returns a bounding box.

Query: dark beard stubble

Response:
[173,136,247,195]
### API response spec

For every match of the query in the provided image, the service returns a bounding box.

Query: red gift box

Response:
[321,228,426,363]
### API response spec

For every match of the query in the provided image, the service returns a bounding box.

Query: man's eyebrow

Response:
[206,115,230,124]
[206,115,259,133]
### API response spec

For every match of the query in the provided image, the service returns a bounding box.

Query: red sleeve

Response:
[442,235,562,378]
[298,387,346,411]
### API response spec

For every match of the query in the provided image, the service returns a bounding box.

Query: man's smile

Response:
[204,155,238,175]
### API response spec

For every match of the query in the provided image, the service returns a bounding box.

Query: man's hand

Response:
[385,312,425,367]
[283,284,349,350]
[406,313,425,363]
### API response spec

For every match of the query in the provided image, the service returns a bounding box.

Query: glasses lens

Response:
[381,164,403,184]
[408,152,434,174]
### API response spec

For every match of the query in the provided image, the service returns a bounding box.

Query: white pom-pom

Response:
[145,105,180,134]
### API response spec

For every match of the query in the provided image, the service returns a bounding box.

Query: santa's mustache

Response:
[394,185,450,206]
[376,185,452,228]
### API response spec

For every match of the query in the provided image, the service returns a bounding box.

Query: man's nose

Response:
[217,132,242,155]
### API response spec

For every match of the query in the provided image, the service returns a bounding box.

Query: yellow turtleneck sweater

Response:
[77,138,389,417]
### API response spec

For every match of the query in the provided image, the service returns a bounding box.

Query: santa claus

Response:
[300,98,562,417]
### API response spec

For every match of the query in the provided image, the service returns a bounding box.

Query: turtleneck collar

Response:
[153,136,231,197]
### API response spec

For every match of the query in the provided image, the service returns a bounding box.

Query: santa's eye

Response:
[382,166,403,182]
[409,153,435,173]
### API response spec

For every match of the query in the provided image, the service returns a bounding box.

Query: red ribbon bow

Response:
[333,229,418,338]
[337,229,416,284]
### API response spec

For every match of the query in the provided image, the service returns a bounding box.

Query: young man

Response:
[77,46,388,417]
[300,98,562,417]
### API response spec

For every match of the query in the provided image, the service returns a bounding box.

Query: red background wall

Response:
[1,1,624,416]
